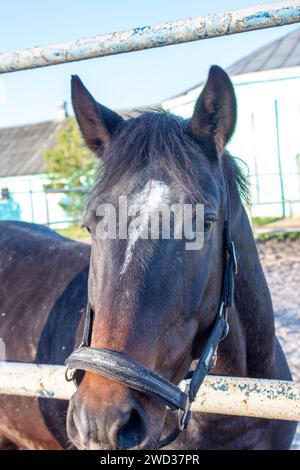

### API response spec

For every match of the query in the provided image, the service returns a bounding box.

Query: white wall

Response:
[163,67,300,218]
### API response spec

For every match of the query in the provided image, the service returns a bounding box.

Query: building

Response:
[0,104,69,225]
[162,27,300,218]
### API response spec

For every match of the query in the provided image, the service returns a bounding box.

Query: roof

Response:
[0,120,63,177]
[227,26,300,76]
[0,102,161,179]
[164,26,300,103]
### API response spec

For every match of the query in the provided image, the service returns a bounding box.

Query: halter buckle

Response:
[178,395,191,431]
[207,347,218,372]
[218,301,230,341]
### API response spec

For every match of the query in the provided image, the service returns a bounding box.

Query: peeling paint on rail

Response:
[193,376,300,421]
[0,1,300,73]
[0,362,299,421]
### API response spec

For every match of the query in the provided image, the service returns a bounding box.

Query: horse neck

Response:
[229,182,276,377]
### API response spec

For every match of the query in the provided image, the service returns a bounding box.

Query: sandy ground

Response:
[257,239,300,450]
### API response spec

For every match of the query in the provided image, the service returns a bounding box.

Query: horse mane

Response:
[91,110,249,203]
[223,152,249,204]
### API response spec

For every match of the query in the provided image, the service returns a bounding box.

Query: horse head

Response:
[67,66,240,450]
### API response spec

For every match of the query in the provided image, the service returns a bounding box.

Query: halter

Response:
[65,174,238,448]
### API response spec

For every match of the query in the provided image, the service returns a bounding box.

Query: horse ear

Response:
[71,75,123,156]
[190,65,237,158]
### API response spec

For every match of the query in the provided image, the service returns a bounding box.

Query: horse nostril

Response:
[117,408,146,449]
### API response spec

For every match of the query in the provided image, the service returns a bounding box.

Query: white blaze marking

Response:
[120,180,170,275]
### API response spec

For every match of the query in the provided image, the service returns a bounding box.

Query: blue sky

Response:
[0,0,298,127]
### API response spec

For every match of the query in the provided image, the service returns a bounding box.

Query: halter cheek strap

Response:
[65,174,238,449]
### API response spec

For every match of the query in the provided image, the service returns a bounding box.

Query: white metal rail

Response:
[0,1,299,73]
[0,362,299,421]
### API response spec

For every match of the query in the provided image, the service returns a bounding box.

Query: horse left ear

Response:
[71,75,123,156]
[190,65,237,158]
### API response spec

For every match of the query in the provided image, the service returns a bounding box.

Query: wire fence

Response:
[0,186,87,227]
[1,173,300,229]
[248,171,300,218]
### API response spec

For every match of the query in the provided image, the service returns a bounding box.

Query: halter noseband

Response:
[65,174,238,449]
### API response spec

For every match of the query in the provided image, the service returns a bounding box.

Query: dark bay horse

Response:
[0,66,297,449]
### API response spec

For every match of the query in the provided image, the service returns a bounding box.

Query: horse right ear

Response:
[71,75,123,156]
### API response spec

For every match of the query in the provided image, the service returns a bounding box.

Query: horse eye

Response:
[85,225,93,237]
[204,220,213,234]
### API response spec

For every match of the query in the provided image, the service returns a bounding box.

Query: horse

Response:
[0,65,297,450]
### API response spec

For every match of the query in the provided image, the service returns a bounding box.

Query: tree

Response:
[44,117,97,219]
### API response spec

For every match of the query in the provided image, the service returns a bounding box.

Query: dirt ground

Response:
[257,239,300,449]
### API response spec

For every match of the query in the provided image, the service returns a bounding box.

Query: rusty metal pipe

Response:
[0,362,299,421]
[0,1,300,73]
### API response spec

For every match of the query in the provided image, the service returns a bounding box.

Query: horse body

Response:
[0,221,90,449]
[0,66,297,449]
